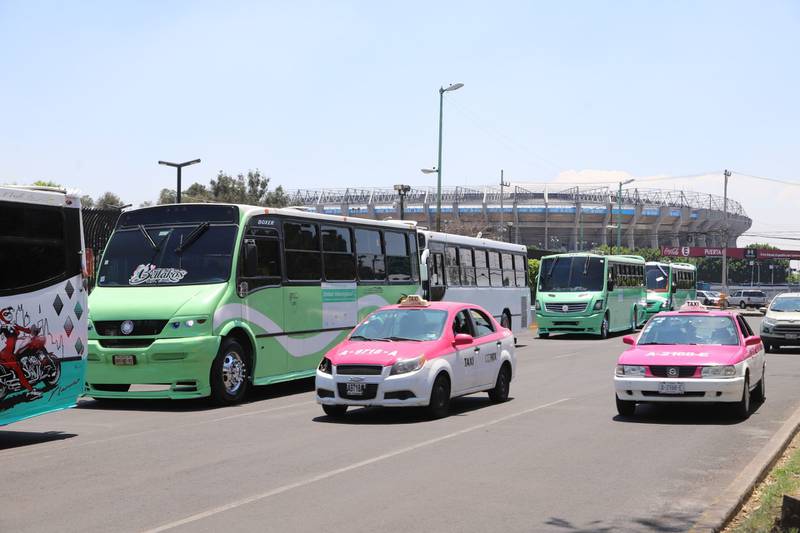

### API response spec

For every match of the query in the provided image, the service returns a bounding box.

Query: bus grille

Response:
[94,320,169,336]
[336,365,383,376]
[544,303,588,313]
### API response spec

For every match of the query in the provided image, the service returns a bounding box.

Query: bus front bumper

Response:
[86,335,221,399]
[536,311,604,335]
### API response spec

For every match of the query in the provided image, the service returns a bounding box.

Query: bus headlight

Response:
[615,365,646,377]
[534,300,541,311]
[318,357,332,374]
[593,300,604,311]
[701,365,736,378]
[390,355,426,375]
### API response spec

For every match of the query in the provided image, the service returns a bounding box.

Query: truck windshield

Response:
[538,256,605,292]
[98,224,237,286]
[646,265,669,291]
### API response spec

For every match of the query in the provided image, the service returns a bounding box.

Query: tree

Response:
[157,189,177,205]
[80,195,95,208]
[183,182,212,203]
[32,180,61,188]
[96,192,123,209]
[528,258,540,300]
[139,201,153,208]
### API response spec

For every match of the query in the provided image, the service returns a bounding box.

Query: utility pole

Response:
[722,169,731,292]
[616,179,635,253]
[499,169,510,241]
[158,159,201,203]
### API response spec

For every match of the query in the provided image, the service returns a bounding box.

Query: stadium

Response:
[285,183,751,251]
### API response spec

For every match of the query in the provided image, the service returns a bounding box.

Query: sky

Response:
[1,0,798,248]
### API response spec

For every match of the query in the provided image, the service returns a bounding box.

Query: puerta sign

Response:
[660,246,800,260]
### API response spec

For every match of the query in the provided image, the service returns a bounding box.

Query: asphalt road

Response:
[3,317,800,533]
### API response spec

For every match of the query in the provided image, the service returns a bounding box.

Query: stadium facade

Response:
[285,183,751,251]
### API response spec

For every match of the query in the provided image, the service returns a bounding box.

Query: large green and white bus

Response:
[644,261,697,317]
[534,253,646,338]
[86,204,421,404]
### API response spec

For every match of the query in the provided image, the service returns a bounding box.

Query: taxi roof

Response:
[382,300,473,312]
[654,309,737,318]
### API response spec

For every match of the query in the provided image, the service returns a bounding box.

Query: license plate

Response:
[786,334,798,340]
[112,355,136,366]
[658,382,685,394]
[346,382,365,395]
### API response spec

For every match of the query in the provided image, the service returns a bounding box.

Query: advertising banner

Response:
[660,246,800,260]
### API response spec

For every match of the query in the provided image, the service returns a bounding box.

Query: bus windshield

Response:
[646,264,669,291]
[98,224,237,286]
[539,256,605,292]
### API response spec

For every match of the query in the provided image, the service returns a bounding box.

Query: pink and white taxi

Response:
[315,297,516,419]
[614,302,765,419]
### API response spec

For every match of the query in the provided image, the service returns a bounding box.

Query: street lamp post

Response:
[427,82,464,232]
[616,179,635,253]
[394,184,411,220]
[158,159,201,203]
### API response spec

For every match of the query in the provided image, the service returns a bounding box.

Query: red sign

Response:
[660,246,799,260]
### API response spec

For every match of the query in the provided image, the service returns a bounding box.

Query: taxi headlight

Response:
[701,365,736,378]
[389,355,426,376]
[318,357,332,374]
[615,365,646,377]
[593,299,604,311]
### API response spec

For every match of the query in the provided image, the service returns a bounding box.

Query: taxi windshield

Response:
[638,315,739,346]
[771,297,800,312]
[350,309,447,342]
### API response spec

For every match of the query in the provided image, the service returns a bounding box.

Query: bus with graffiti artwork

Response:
[86,204,421,405]
[1,185,88,426]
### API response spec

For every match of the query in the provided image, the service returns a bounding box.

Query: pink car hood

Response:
[326,339,442,366]
[618,344,746,366]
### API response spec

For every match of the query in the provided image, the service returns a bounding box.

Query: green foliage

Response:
[31,180,62,188]
[80,195,95,208]
[156,169,288,207]
[528,258,540,299]
[95,192,123,209]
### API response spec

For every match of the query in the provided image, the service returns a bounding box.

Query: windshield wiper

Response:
[138,225,159,251]
[384,336,422,342]
[349,335,391,342]
[175,222,210,254]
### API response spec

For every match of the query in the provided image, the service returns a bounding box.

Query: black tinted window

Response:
[355,228,384,281]
[322,225,355,281]
[470,309,494,337]
[284,222,319,251]
[385,232,411,282]
[284,221,321,281]
[321,226,352,252]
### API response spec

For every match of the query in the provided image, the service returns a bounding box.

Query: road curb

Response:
[689,402,800,532]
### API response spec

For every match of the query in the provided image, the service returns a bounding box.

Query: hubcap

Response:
[222,351,245,394]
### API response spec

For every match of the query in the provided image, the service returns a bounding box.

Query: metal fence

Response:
[82,208,120,290]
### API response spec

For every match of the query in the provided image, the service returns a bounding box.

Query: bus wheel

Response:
[210,338,250,406]
[600,314,609,339]
[500,311,512,330]
[538,332,549,339]
[630,307,638,332]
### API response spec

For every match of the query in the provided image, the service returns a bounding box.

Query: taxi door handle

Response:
[473,347,480,353]
[496,341,502,346]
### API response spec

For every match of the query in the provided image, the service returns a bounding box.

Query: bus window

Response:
[514,254,527,287]
[284,222,321,281]
[488,251,502,287]
[501,253,514,287]
[321,225,355,281]
[385,231,411,282]
[474,250,489,287]
[408,233,419,281]
[355,228,385,281]
[459,248,476,286]
[242,236,282,289]
[446,246,460,286]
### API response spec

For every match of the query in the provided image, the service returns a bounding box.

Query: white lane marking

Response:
[554,351,584,359]
[142,397,572,533]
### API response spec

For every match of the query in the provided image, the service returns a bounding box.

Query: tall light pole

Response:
[722,169,731,292]
[394,184,411,220]
[499,169,510,241]
[432,82,464,232]
[158,159,201,203]
[616,179,635,252]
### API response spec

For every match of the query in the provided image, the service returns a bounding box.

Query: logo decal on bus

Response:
[129,264,188,285]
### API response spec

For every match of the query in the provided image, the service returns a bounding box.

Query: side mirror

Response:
[419,263,429,282]
[759,307,767,314]
[745,335,762,347]
[453,333,474,346]
[243,240,259,277]
[607,279,615,292]
[622,335,636,346]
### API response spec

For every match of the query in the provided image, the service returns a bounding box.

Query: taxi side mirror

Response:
[745,335,762,347]
[453,333,473,346]
[622,335,636,346]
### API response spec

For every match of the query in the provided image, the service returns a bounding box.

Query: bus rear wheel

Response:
[210,338,250,406]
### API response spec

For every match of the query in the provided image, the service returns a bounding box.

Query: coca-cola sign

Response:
[660,246,797,260]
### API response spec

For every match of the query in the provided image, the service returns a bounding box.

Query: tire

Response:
[500,311,512,330]
[488,364,511,403]
[210,338,250,406]
[322,404,348,418]
[733,375,750,420]
[616,395,636,416]
[600,314,609,339]
[739,301,746,309]
[630,307,638,332]
[764,342,775,353]
[427,373,451,419]
[753,367,766,403]
[538,332,550,339]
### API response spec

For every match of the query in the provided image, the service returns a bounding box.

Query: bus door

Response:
[429,252,446,301]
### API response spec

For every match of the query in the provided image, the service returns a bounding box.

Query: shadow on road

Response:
[312,395,512,425]
[544,511,697,532]
[612,396,766,425]
[536,331,631,342]
[77,378,316,413]
[0,430,77,450]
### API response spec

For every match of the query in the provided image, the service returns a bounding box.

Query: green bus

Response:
[534,253,647,339]
[644,261,697,317]
[86,204,420,404]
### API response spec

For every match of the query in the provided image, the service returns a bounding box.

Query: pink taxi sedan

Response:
[315,297,516,419]
[614,303,765,419]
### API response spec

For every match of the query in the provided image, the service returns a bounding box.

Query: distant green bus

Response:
[534,253,647,338]
[644,261,697,317]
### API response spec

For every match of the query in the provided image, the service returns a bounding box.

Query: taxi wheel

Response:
[210,338,250,406]
[600,314,609,339]
[427,374,451,419]
[616,395,636,417]
[322,404,348,418]
[753,368,766,403]
[733,375,751,420]
[488,364,511,403]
